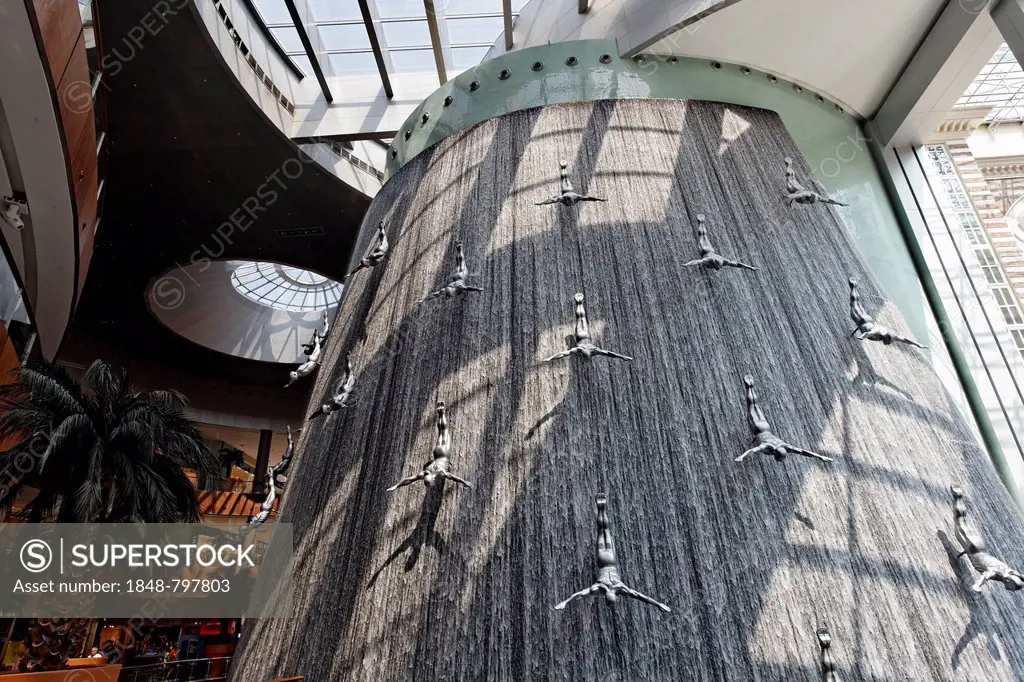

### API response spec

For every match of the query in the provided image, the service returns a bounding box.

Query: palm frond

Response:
[72,478,104,522]
[81,360,114,399]
[146,389,190,413]
[71,440,105,521]
[148,458,203,522]
[13,364,87,417]
[0,407,52,443]
[38,413,95,473]
[110,420,156,464]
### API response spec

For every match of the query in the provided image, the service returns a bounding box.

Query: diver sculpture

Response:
[536,161,606,207]
[784,157,848,207]
[419,241,485,302]
[950,485,1023,592]
[240,482,275,535]
[735,374,832,463]
[309,353,356,420]
[348,221,390,277]
[285,335,322,388]
[240,426,295,535]
[554,494,671,612]
[684,214,760,272]
[849,278,926,349]
[302,310,331,356]
[387,401,472,491]
[817,627,840,682]
[545,293,632,362]
[272,425,295,484]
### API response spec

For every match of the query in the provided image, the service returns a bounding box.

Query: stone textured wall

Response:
[232,99,1024,681]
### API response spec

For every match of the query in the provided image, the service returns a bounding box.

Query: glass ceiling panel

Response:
[446,0,528,15]
[270,26,303,53]
[382,20,432,48]
[446,16,504,45]
[291,55,313,75]
[449,46,489,71]
[957,44,1024,122]
[320,23,372,50]
[252,0,292,24]
[390,49,439,72]
[308,0,362,22]
[328,52,380,74]
[375,0,425,19]
[281,266,328,285]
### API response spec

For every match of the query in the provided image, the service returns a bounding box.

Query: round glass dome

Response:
[230,262,343,312]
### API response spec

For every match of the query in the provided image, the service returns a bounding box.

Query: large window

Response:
[976,248,1006,285]
[955,212,987,246]
[927,145,1024,361]
[1012,329,1024,355]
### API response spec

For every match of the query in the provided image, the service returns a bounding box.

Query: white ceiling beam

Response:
[870,0,1000,147]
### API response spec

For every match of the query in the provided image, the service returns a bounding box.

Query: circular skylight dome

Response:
[230,262,343,312]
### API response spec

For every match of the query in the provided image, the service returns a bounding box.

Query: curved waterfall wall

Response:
[232,99,1024,680]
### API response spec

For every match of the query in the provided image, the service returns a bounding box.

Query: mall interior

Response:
[3,0,1024,679]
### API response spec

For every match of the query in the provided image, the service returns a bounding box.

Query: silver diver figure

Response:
[849,278,926,349]
[536,161,606,207]
[784,157,848,207]
[950,485,1023,592]
[817,627,841,682]
[544,293,633,362]
[309,353,356,421]
[348,220,390,277]
[735,374,832,463]
[683,214,760,272]
[302,310,331,356]
[285,334,322,388]
[554,494,671,613]
[419,241,484,302]
[387,401,472,491]
[240,426,295,535]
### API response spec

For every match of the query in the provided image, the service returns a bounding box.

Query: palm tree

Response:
[218,444,246,480]
[0,358,219,522]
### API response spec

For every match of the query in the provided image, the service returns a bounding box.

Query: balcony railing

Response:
[118,656,233,682]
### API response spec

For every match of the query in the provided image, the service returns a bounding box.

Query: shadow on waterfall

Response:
[367,484,448,585]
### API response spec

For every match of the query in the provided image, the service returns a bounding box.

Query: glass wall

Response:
[925,145,1024,360]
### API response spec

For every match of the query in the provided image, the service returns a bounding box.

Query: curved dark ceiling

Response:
[72,1,369,386]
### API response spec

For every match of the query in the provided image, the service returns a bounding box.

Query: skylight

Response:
[251,0,525,80]
[957,44,1024,122]
[230,262,343,312]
